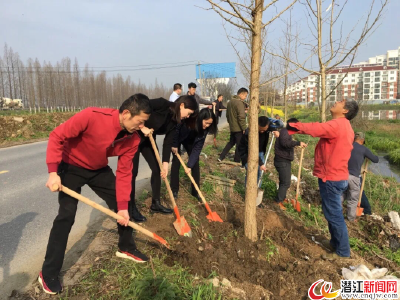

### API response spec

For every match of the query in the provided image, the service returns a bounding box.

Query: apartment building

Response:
[285,65,398,104]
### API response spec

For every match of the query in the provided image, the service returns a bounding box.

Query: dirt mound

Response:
[0,113,75,145]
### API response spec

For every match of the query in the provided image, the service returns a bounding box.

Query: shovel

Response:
[291,147,304,212]
[148,134,192,237]
[356,160,369,217]
[256,134,276,206]
[175,153,223,222]
[51,184,170,249]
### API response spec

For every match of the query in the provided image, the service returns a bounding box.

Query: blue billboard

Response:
[195,62,236,79]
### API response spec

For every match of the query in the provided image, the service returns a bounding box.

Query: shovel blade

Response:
[206,211,223,223]
[173,216,193,237]
[295,201,301,212]
[356,207,364,217]
[291,199,296,208]
[256,189,264,206]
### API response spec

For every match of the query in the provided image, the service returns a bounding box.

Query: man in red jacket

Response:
[39,94,152,295]
[288,98,359,260]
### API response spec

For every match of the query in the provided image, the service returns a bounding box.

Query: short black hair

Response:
[344,98,359,120]
[119,93,151,116]
[286,117,299,131]
[173,83,182,91]
[258,116,270,127]
[188,82,197,89]
[237,87,249,95]
[217,94,223,99]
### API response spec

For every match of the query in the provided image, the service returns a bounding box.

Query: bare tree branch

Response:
[262,0,297,28]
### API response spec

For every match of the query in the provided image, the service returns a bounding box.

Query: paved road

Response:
[0,113,226,298]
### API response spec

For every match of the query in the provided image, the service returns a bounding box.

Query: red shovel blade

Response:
[153,233,171,249]
[291,199,296,208]
[295,201,301,212]
[356,207,364,217]
[206,211,223,223]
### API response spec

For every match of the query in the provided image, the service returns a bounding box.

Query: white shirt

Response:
[169,91,180,102]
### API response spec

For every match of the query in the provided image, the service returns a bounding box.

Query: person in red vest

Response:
[288,98,359,260]
[39,94,152,295]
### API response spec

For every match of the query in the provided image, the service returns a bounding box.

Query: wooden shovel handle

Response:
[296,147,305,199]
[357,160,369,206]
[51,184,168,247]
[148,135,179,215]
[174,153,212,214]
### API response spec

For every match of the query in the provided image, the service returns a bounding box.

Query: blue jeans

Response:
[318,179,350,257]
[245,152,265,188]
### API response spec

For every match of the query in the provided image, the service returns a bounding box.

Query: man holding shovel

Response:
[342,132,379,220]
[287,98,359,261]
[238,116,280,188]
[39,94,152,295]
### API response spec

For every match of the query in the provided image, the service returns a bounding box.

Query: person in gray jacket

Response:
[218,87,248,163]
[341,132,379,221]
[187,82,216,108]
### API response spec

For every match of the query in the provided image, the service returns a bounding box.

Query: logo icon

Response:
[308,279,341,300]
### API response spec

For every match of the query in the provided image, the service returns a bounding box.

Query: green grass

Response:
[388,148,400,165]
[349,237,400,266]
[63,253,222,299]
[364,173,400,214]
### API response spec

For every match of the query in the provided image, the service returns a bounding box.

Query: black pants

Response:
[130,136,161,202]
[274,158,292,203]
[170,143,200,197]
[219,131,243,162]
[359,177,372,215]
[42,162,136,279]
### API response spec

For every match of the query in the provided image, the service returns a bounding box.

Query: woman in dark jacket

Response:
[170,108,217,200]
[130,96,198,222]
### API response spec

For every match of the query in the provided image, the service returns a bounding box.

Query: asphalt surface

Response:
[0,113,226,298]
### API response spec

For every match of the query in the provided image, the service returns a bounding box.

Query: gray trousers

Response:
[341,174,361,221]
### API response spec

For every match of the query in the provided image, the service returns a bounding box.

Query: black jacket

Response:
[238,129,270,166]
[145,98,176,162]
[173,123,208,168]
[348,142,379,177]
[274,128,300,161]
[213,100,226,118]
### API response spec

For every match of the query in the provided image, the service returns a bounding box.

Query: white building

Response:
[284,65,399,104]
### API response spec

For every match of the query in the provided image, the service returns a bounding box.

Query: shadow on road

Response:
[0,212,37,298]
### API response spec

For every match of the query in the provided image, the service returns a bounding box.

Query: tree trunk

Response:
[244,0,264,242]
[320,67,326,122]
[316,0,326,122]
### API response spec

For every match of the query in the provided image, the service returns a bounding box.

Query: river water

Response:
[369,154,400,183]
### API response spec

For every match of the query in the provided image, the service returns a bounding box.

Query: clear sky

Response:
[1,0,399,91]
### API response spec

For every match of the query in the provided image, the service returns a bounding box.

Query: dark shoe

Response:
[172,191,178,199]
[321,253,350,261]
[131,202,147,223]
[38,272,63,295]
[116,249,149,263]
[151,199,173,214]
[321,240,336,252]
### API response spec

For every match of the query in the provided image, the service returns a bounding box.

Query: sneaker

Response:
[321,253,350,261]
[275,202,287,211]
[172,191,178,199]
[217,158,222,162]
[38,272,63,295]
[321,240,336,252]
[116,249,149,263]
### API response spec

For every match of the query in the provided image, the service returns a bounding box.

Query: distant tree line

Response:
[0,44,171,110]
